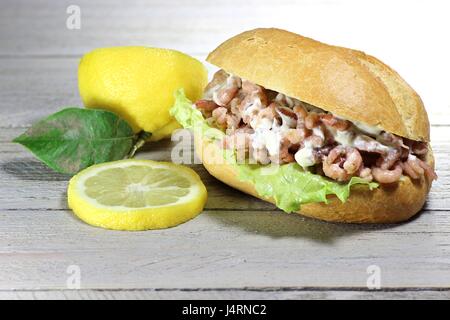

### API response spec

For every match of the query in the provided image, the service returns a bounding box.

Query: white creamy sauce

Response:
[265,131,283,156]
[206,84,220,100]
[312,127,325,142]
[334,113,383,137]
[333,128,354,147]
[326,123,391,153]
[250,114,292,158]
[294,141,315,169]
[251,128,266,150]
[254,117,272,131]
[251,122,283,157]
[246,97,263,128]
[352,120,383,136]
[353,135,390,153]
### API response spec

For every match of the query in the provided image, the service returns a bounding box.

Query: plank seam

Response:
[1,208,449,213]
[0,287,449,293]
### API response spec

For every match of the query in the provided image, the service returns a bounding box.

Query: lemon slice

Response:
[67,160,207,231]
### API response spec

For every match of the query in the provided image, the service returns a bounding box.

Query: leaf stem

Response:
[127,131,152,158]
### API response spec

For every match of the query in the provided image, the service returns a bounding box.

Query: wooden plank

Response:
[1,126,449,211]
[0,208,449,290]
[0,58,81,128]
[1,289,450,300]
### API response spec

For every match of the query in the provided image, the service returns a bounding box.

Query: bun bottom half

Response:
[195,135,434,223]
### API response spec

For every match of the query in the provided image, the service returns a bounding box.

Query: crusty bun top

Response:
[207,28,430,142]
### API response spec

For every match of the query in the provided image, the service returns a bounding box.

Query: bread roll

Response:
[199,28,434,223]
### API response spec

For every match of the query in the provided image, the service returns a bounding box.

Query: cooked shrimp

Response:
[211,107,241,131]
[195,99,219,111]
[401,161,420,180]
[279,149,295,163]
[305,112,320,129]
[274,93,299,108]
[275,129,306,164]
[283,128,308,145]
[408,155,425,175]
[241,80,263,95]
[204,69,228,98]
[253,104,276,129]
[226,114,241,131]
[293,105,308,131]
[322,146,362,181]
[275,139,295,164]
[358,166,373,182]
[417,158,438,180]
[343,148,363,174]
[376,148,401,169]
[400,146,410,161]
[214,86,239,107]
[213,75,241,107]
[277,105,296,119]
[320,114,350,131]
[239,85,269,124]
[411,141,428,155]
[371,164,402,183]
[402,155,437,181]
[307,134,325,149]
[353,134,390,154]
[211,107,228,128]
[312,145,334,162]
[276,106,297,128]
[323,160,349,181]
[379,132,405,148]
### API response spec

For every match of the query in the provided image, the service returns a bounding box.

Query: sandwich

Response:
[171,28,437,223]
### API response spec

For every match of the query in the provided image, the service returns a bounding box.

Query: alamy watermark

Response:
[366,264,381,290]
[170,126,285,176]
[66,5,81,30]
[66,264,81,289]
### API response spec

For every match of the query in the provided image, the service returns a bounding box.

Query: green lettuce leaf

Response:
[236,163,377,212]
[171,89,378,212]
[170,89,224,141]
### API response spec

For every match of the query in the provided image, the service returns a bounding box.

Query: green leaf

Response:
[170,90,379,213]
[13,107,135,175]
[170,89,224,141]
[236,163,378,212]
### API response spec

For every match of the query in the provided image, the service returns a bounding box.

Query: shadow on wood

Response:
[203,210,403,244]
[1,158,71,181]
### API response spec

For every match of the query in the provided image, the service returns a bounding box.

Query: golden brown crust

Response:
[207,28,430,141]
[195,136,434,223]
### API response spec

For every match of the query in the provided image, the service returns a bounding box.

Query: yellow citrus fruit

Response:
[68,159,207,231]
[78,47,207,140]
[149,119,181,142]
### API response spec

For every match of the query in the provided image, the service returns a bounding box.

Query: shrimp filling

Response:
[194,70,437,184]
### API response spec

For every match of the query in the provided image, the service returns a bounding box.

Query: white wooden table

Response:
[0,0,449,299]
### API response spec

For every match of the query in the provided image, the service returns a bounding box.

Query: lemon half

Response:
[68,160,207,231]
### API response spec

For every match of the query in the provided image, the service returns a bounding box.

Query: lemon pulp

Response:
[68,160,207,231]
